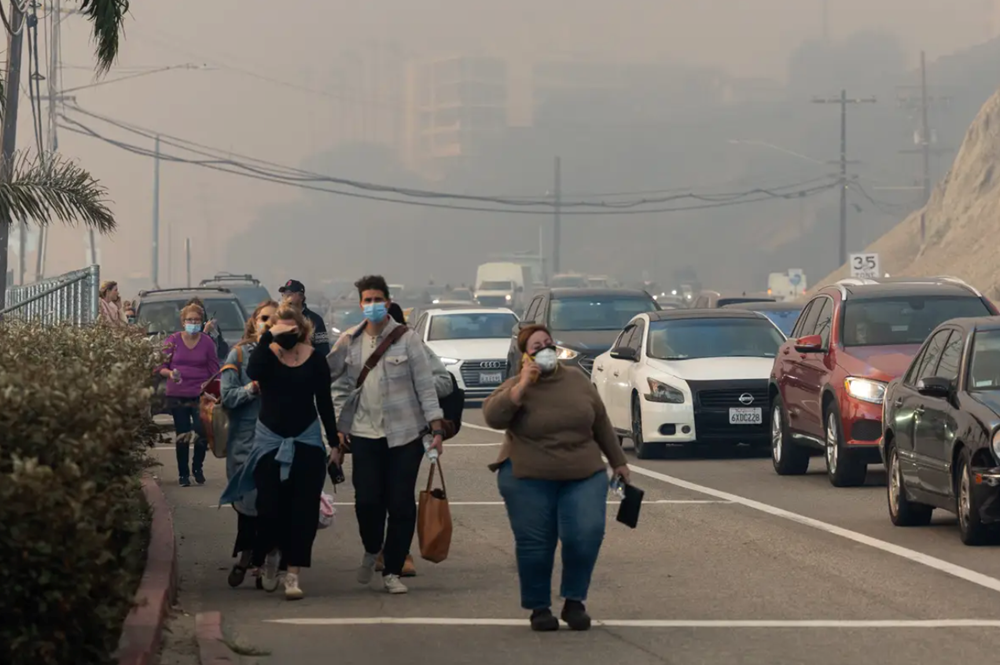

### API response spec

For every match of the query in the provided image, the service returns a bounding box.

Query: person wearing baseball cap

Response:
[279,280,331,357]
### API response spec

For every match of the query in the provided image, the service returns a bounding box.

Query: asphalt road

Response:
[154,407,1000,665]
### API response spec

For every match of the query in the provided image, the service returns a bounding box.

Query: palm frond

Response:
[78,0,130,75]
[0,152,115,232]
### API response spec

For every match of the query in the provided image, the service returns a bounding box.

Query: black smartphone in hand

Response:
[615,482,644,529]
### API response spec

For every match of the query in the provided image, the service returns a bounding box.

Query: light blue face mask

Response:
[363,302,388,323]
[184,323,203,335]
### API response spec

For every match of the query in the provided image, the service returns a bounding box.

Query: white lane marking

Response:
[265,617,1000,628]
[626,463,1000,594]
[462,422,504,434]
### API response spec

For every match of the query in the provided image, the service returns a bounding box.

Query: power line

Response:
[56,115,839,217]
[60,104,838,210]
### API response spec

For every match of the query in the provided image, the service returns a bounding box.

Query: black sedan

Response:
[881,316,1000,545]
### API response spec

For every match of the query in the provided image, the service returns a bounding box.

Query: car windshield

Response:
[755,308,802,336]
[549,296,657,332]
[842,296,990,347]
[647,318,784,360]
[969,330,1000,390]
[479,280,513,290]
[218,284,271,310]
[428,312,517,341]
[138,298,247,338]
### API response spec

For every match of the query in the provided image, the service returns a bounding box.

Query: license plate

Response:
[479,372,503,385]
[729,407,762,425]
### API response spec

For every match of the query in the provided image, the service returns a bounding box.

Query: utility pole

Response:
[185,237,191,288]
[821,0,830,43]
[919,51,931,204]
[552,156,561,278]
[37,0,61,281]
[812,89,876,267]
[0,0,27,310]
[151,134,160,288]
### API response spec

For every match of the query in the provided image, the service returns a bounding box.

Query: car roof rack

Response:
[201,272,258,284]
[138,286,231,297]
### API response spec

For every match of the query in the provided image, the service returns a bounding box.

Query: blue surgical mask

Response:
[363,302,388,323]
[184,323,202,335]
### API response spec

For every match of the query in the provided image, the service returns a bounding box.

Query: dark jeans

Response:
[497,461,607,611]
[251,443,326,568]
[170,399,206,480]
[351,437,425,577]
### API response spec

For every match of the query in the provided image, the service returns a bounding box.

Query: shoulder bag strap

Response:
[356,325,409,388]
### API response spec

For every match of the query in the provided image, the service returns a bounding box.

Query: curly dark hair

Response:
[354,275,390,300]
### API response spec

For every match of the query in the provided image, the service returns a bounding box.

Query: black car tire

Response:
[957,448,992,546]
[886,444,933,527]
[632,395,661,460]
[771,394,809,475]
[825,405,867,488]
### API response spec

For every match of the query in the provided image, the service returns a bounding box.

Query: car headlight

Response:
[645,378,685,404]
[555,346,579,360]
[992,430,1000,460]
[845,377,887,404]
[439,357,459,366]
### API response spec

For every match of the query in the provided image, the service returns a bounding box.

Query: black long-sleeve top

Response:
[247,330,338,443]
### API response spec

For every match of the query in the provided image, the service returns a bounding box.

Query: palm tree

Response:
[1,0,128,238]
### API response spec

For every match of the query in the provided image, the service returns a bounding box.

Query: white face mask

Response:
[533,347,558,373]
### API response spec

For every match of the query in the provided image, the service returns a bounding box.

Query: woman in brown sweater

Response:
[484,324,630,633]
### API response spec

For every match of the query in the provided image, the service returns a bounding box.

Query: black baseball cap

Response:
[279,279,305,294]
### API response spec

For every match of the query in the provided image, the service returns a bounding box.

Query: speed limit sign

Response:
[849,253,880,279]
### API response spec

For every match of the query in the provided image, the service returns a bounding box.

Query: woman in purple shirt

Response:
[158,303,220,486]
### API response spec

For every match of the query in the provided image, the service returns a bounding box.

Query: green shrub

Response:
[0,322,162,665]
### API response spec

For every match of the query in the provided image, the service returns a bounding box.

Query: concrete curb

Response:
[195,612,237,664]
[117,476,178,665]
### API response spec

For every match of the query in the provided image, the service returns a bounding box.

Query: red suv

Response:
[769,277,997,487]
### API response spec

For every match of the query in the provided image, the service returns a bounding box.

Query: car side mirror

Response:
[917,376,952,398]
[609,346,638,361]
[794,334,824,353]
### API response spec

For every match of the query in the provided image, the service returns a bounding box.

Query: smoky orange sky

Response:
[17,0,997,289]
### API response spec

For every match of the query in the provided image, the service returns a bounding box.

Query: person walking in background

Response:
[329,275,444,595]
[220,305,338,601]
[483,323,631,632]
[98,280,127,326]
[220,299,278,588]
[279,279,331,357]
[158,303,219,487]
[328,300,454,578]
[122,299,136,324]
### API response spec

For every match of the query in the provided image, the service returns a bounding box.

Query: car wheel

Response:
[632,396,660,460]
[771,394,809,475]
[957,449,991,546]
[825,407,867,487]
[886,444,933,527]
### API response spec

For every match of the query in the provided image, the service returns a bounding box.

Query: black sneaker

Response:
[561,600,591,631]
[530,608,559,632]
[194,471,206,485]
[179,476,191,487]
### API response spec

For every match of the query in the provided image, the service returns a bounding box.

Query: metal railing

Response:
[1,265,101,325]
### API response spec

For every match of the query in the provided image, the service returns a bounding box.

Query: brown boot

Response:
[401,555,417,578]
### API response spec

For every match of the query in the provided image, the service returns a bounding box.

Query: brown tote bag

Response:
[417,461,453,563]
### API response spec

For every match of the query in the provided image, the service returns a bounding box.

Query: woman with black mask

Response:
[220,305,338,601]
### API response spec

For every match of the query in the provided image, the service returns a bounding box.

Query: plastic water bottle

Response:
[423,434,439,463]
[609,475,625,499]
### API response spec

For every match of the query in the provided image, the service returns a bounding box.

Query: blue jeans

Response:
[497,461,607,610]
[170,399,206,480]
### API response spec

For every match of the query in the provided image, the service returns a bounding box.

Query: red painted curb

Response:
[195,612,236,664]
[116,475,178,665]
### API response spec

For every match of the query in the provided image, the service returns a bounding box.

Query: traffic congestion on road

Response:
[133,268,1000,664]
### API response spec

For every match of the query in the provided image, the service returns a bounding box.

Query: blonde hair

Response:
[99,281,119,302]
[180,303,205,323]
[273,305,313,345]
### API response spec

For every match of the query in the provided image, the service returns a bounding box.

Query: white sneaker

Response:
[383,574,408,595]
[261,551,281,593]
[357,552,377,585]
[284,572,304,600]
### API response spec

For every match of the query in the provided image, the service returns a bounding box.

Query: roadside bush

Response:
[0,321,162,665]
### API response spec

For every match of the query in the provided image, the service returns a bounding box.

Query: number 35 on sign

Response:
[849,253,881,279]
